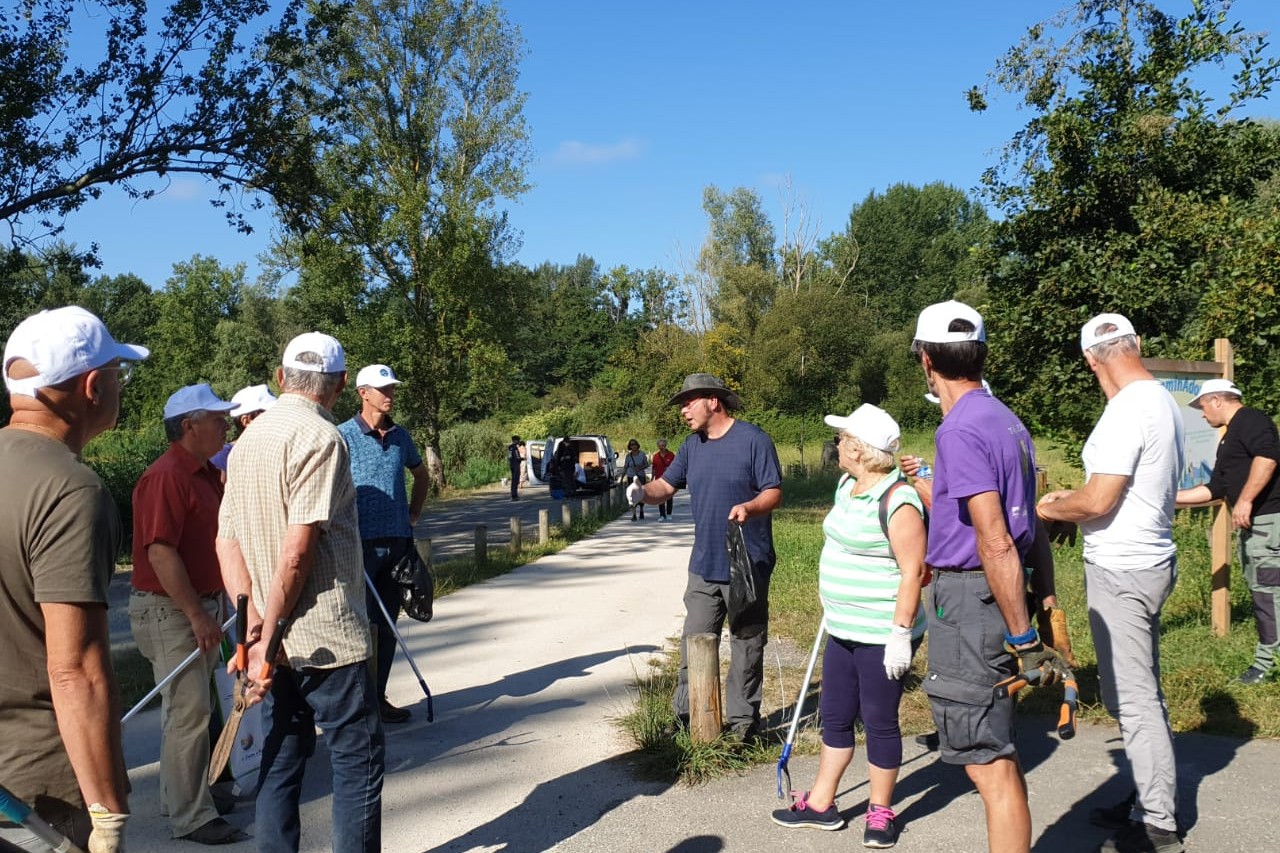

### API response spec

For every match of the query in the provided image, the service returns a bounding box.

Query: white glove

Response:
[883,625,914,680]
[87,804,128,853]
[625,482,643,506]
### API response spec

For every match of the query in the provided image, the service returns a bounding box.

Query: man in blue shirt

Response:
[338,363,430,723]
[641,373,783,741]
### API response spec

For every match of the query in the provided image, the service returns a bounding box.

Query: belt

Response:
[931,566,981,573]
[132,589,222,600]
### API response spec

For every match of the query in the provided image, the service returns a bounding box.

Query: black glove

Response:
[1006,639,1071,687]
[1047,519,1078,546]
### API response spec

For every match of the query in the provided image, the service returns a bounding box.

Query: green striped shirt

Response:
[819,471,926,644]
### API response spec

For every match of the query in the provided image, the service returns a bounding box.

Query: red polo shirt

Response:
[131,443,226,596]
[652,448,676,480]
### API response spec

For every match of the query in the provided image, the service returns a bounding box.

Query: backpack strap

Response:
[878,474,910,540]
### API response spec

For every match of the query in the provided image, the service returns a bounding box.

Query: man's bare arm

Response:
[408,464,430,527]
[1036,473,1129,523]
[728,486,783,523]
[147,542,222,653]
[42,602,129,814]
[967,490,1031,638]
[216,536,263,645]
[642,477,677,504]
[1175,484,1214,507]
[1232,456,1279,529]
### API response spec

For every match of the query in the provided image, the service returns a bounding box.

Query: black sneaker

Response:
[1238,665,1270,685]
[379,698,411,724]
[771,792,844,831]
[862,804,899,848]
[1100,821,1183,853]
[1090,791,1137,830]
[915,731,940,751]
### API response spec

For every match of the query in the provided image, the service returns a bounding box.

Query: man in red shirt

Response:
[651,438,676,521]
[129,384,247,845]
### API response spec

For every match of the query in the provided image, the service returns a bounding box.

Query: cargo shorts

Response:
[922,568,1019,765]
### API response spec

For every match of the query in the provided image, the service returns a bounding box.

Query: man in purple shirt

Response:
[912,301,1067,853]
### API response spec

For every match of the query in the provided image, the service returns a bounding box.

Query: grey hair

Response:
[164,410,215,442]
[1087,325,1140,361]
[845,434,897,474]
[281,363,344,397]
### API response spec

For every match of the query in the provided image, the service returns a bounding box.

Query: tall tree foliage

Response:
[971,0,1280,437]
[283,0,530,484]
[699,186,778,342]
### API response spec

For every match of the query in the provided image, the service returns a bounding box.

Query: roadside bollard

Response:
[581,498,591,519]
[562,503,572,530]
[414,537,432,569]
[687,633,723,743]
[538,509,549,544]
[509,516,522,554]
[475,524,487,565]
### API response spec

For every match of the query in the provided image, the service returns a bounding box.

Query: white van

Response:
[533,435,620,495]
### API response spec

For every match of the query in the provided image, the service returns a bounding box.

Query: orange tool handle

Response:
[234,594,249,673]
[257,618,289,682]
[1057,679,1079,740]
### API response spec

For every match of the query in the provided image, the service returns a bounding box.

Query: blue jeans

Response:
[363,538,412,698]
[255,662,385,853]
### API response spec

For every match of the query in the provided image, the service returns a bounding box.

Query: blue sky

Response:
[53,0,1280,288]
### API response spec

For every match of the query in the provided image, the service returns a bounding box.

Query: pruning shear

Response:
[209,602,287,784]
[993,665,1080,740]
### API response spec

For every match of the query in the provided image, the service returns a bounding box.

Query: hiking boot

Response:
[727,720,762,745]
[915,731,940,751]
[1237,665,1270,685]
[379,698,411,724]
[1099,821,1183,853]
[770,792,844,831]
[1090,791,1137,830]
[862,804,899,848]
[179,818,250,845]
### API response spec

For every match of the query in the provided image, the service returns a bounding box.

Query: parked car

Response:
[532,435,620,496]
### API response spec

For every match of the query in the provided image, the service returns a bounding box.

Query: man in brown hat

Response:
[641,373,783,740]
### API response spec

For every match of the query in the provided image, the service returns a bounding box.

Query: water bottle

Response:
[916,462,933,481]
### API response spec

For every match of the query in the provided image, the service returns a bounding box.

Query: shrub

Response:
[438,420,507,479]
[83,425,168,554]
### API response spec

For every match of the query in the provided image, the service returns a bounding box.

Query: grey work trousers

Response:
[1085,557,1179,833]
[1240,512,1280,671]
[672,571,770,730]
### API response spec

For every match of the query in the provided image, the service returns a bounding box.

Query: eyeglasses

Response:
[100,362,134,387]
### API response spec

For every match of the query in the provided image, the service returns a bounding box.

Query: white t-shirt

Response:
[1080,379,1184,569]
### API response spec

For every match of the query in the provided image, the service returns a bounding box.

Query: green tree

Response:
[699,186,778,341]
[971,0,1280,438]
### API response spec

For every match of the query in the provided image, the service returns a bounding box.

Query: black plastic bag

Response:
[726,519,759,619]
[392,545,435,623]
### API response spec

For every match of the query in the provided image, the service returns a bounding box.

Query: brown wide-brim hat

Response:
[667,373,743,410]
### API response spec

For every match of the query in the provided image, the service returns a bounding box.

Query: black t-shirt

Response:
[1206,406,1280,516]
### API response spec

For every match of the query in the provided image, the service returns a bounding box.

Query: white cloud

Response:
[551,137,648,167]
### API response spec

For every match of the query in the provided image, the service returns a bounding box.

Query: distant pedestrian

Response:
[1176,378,1280,685]
[507,435,524,500]
[0,306,141,853]
[1039,312,1184,853]
[624,439,648,520]
[338,363,430,724]
[641,373,783,741]
[130,384,247,844]
[651,438,675,520]
[217,332,384,853]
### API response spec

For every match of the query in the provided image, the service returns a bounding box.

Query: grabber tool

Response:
[776,623,825,799]
[365,569,434,722]
[122,612,236,724]
[993,664,1078,740]
[0,783,86,853]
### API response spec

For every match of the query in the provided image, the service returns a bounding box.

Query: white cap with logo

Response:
[1080,313,1136,352]
[1188,378,1243,409]
[913,300,986,344]
[824,403,902,454]
[282,332,345,373]
[228,384,278,418]
[163,383,235,420]
[355,363,402,389]
[3,306,150,397]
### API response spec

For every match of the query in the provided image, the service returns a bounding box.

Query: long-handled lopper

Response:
[122,612,236,725]
[365,569,434,722]
[208,612,287,784]
[0,783,86,853]
[776,622,826,799]
[994,665,1079,740]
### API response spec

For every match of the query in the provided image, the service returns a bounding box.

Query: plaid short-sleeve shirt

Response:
[219,394,370,669]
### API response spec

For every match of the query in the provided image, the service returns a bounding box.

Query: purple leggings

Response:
[818,635,906,768]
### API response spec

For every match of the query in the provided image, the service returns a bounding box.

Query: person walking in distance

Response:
[338,363,430,724]
[641,374,783,741]
[0,306,141,853]
[217,333,385,853]
[1176,378,1280,685]
[624,439,649,521]
[1038,313,1185,853]
[651,438,675,520]
[507,435,524,500]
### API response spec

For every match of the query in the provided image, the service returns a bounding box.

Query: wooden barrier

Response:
[475,524,487,565]
[509,516,522,554]
[538,509,549,544]
[687,633,723,743]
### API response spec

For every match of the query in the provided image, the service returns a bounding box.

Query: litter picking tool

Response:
[0,783,86,853]
[776,623,826,799]
[209,613,286,785]
[365,569,434,722]
[993,665,1079,740]
[122,612,236,725]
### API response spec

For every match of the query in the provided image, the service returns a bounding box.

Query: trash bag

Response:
[726,519,759,619]
[392,545,434,623]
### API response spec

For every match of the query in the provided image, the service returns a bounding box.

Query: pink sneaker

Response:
[863,804,898,848]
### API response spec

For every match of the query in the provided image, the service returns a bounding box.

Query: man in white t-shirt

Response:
[1037,313,1184,853]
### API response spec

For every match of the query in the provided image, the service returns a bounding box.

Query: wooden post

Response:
[581,498,591,519]
[687,633,723,743]
[474,524,487,565]
[538,509,549,544]
[1035,466,1048,496]
[561,503,572,530]
[1211,337,1235,637]
[509,516,522,554]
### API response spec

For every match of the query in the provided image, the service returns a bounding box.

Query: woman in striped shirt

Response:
[772,404,927,848]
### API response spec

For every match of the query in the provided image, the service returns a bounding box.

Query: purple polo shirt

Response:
[926,389,1037,569]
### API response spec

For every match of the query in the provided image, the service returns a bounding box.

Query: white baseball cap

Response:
[163,383,235,420]
[824,403,902,453]
[228,384,277,417]
[282,332,345,373]
[913,300,986,344]
[355,363,402,389]
[1080,312,1136,352]
[1188,378,1243,409]
[3,306,150,397]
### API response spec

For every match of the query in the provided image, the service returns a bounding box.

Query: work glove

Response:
[625,481,643,506]
[1005,638,1071,687]
[87,804,128,853]
[1036,605,1079,669]
[1046,519,1077,547]
[883,625,914,680]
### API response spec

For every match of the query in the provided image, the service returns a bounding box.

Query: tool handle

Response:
[1057,679,1079,740]
[257,618,289,681]
[0,784,84,852]
[994,670,1037,698]
[234,594,249,672]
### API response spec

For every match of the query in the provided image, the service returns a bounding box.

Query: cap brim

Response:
[669,388,742,409]
[114,343,150,361]
[823,414,851,429]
